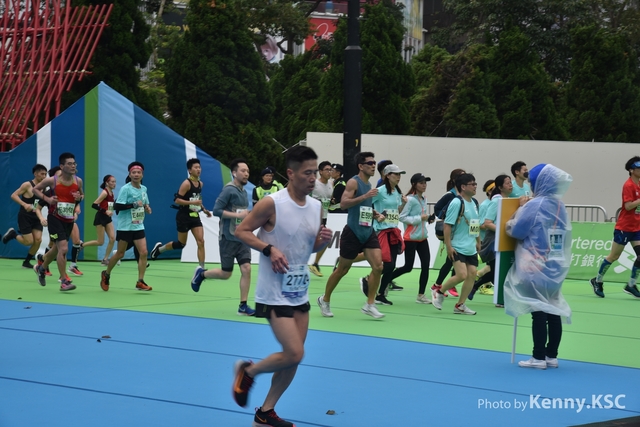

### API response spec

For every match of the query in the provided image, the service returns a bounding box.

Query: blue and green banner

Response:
[0,83,235,260]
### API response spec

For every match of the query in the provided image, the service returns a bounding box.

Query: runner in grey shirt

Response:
[190,158,255,316]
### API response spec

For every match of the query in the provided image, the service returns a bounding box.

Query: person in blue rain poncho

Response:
[504,164,572,370]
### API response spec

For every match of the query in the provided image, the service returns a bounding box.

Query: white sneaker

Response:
[361,303,385,319]
[453,303,476,315]
[545,357,559,368]
[416,294,431,304]
[317,295,334,317]
[518,357,547,369]
[432,288,444,310]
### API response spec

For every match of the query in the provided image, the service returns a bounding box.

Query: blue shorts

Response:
[613,229,640,245]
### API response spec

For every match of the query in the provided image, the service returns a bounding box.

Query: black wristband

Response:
[262,244,273,257]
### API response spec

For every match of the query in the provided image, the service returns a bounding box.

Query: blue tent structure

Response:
[0,82,254,260]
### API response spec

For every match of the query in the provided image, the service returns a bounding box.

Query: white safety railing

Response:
[427,202,608,222]
[565,204,608,222]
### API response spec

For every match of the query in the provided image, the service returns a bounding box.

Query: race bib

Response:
[384,209,399,226]
[131,206,145,224]
[469,219,480,237]
[548,229,566,260]
[57,202,75,219]
[359,206,373,227]
[230,208,246,235]
[235,209,246,225]
[189,195,202,212]
[321,198,330,219]
[107,202,114,212]
[281,264,310,298]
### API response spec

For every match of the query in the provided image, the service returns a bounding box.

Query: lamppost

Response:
[342,0,362,179]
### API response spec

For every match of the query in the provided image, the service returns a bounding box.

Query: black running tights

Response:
[436,256,455,284]
[391,240,431,294]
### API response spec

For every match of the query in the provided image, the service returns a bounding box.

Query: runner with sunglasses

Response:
[318,152,386,319]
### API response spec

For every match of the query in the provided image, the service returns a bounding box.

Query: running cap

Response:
[331,163,344,172]
[383,164,406,175]
[410,173,431,184]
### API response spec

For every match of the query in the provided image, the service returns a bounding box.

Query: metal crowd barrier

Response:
[565,204,608,222]
[426,202,609,222]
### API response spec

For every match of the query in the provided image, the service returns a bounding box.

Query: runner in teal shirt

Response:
[445,197,480,256]
[432,173,481,315]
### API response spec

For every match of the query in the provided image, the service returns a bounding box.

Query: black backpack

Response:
[434,195,479,241]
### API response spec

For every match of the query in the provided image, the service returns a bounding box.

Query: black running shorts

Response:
[18,211,43,234]
[339,225,380,260]
[176,210,203,233]
[255,302,311,319]
[47,214,74,243]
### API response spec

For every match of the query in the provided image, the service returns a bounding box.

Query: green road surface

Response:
[2,258,638,369]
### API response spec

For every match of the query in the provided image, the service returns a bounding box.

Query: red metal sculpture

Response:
[0,0,112,151]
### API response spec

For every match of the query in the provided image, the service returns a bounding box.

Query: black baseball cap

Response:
[261,167,275,176]
[331,163,344,172]
[410,173,431,184]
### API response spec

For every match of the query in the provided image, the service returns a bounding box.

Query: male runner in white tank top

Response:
[232,145,333,427]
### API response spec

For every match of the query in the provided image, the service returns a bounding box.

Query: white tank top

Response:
[255,189,322,306]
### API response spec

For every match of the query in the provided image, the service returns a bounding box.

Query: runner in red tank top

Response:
[589,156,640,299]
[33,152,84,291]
[52,174,80,222]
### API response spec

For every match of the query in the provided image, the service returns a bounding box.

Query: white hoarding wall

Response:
[306,132,637,221]
[181,213,442,268]
[181,133,636,266]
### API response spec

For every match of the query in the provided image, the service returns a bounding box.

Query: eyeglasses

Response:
[361,161,377,166]
[464,182,478,187]
[65,162,77,166]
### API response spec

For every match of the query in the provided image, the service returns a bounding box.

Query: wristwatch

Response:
[262,244,273,257]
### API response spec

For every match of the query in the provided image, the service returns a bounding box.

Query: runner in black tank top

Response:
[3,164,48,269]
[149,158,212,266]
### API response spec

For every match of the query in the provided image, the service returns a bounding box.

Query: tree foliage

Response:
[308,0,414,135]
[360,0,415,135]
[435,0,640,82]
[270,41,331,148]
[410,44,500,138]
[243,0,317,55]
[487,26,566,140]
[165,0,281,177]
[563,25,640,142]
